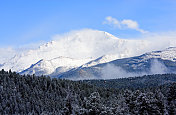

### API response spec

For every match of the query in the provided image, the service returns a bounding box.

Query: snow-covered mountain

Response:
[20,54,120,76]
[59,47,176,80]
[0,29,175,77]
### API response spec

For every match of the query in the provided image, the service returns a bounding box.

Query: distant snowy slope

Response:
[143,47,176,61]
[20,56,91,76]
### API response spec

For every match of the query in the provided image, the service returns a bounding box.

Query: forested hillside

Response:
[84,74,176,90]
[0,69,176,114]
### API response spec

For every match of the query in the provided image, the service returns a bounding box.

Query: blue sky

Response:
[0,0,176,47]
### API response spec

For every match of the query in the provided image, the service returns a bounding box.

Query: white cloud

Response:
[103,16,148,33]
[103,16,121,28]
[101,64,137,79]
[121,19,148,33]
[150,59,168,74]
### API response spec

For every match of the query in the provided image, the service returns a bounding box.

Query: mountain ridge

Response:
[58,47,176,80]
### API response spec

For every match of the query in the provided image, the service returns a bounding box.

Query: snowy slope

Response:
[142,47,176,62]
[81,54,119,68]
[59,47,176,80]
[21,54,119,76]
[20,56,92,76]
[0,29,175,74]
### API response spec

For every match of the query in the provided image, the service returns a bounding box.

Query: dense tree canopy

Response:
[0,70,175,114]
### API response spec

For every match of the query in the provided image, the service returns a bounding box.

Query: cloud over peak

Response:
[103,16,148,33]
